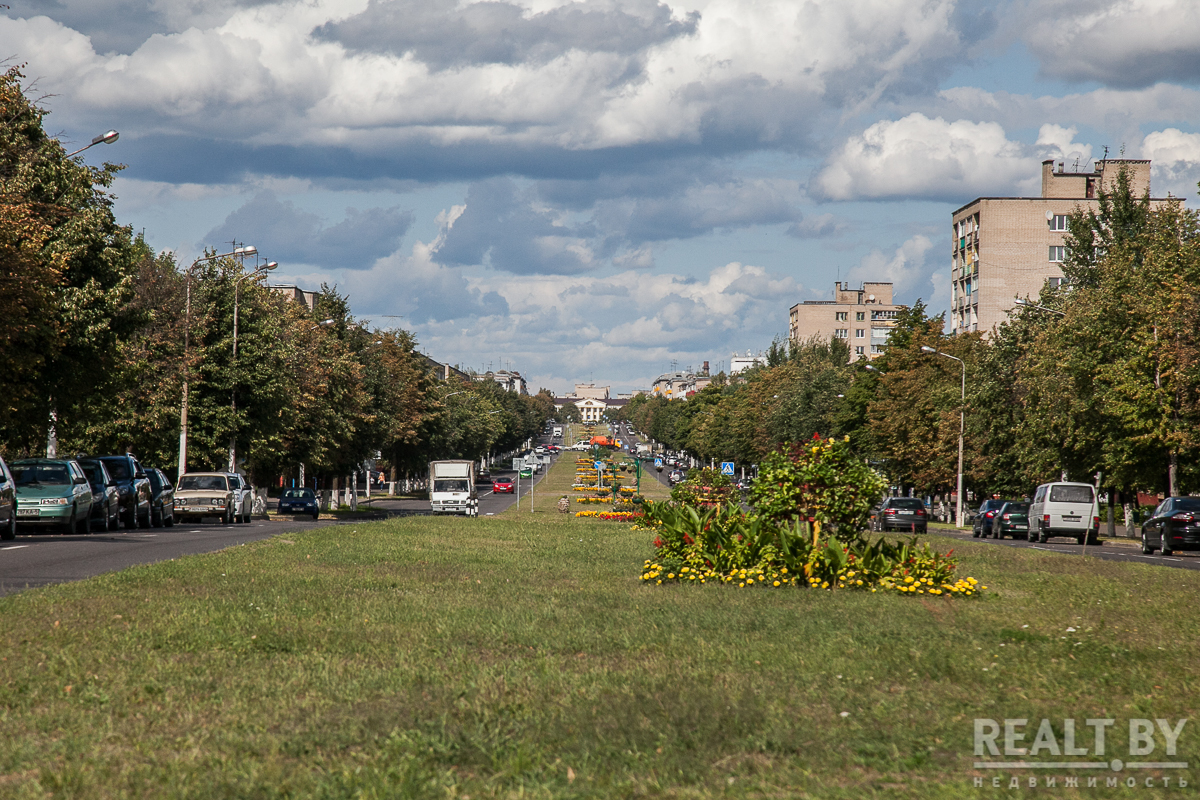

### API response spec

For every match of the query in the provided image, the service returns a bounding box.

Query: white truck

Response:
[636,443,652,459]
[428,460,479,517]
[552,426,563,438]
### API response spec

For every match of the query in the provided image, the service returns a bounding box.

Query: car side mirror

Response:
[107,480,118,487]
[135,471,146,479]
[75,476,88,485]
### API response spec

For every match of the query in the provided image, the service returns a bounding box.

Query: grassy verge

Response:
[2,509,1198,798]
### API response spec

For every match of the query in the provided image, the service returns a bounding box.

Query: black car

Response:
[92,455,152,529]
[0,456,15,541]
[145,467,176,528]
[1140,497,1200,555]
[972,499,1009,538]
[78,458,121,532]
[991,501,1031,540]
[278,488,320,519]
[874,497,928,533]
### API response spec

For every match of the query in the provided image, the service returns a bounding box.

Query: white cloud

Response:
[1035,123,1092,166]
[1024,0,1200,89]
[844,235,934,302]
[1143,128,1200,197]
[814,113,1033,201]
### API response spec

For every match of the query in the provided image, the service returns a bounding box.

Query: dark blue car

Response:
[278,488,319,519]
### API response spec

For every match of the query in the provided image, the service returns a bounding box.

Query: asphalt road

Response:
[927,525,1200,572]
[0,444,561,597]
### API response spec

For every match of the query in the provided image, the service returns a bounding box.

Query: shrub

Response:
[669,467,738,508]
[749,434,886,542]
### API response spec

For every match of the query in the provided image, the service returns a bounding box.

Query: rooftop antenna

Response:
[1072,155,1081,172]
[1102,145,1109,162]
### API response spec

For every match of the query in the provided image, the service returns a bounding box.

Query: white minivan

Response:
[1029,481,1099,544]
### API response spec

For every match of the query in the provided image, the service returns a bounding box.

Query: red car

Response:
[492,478,515,493]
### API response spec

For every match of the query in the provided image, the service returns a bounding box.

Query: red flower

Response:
[653,536,663,548]
[683,533,694,545]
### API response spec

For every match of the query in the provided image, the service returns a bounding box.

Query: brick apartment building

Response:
[951,158,1172,335]
[789,281,906,362]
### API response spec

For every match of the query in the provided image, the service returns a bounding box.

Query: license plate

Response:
[1063,516,1080,522]
[16,508,38,518]
[1014,524,1027,529]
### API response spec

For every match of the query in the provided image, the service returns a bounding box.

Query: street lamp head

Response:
[920,345,937,354]
[234,245,257,257]
[93,130,119,146]
[263,261,278,271]
[318,318,336,326]
[864,364,881,373]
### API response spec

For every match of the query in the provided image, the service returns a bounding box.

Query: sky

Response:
[7,0,1200,394]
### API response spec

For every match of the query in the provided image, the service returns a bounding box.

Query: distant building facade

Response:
[650,371,712,399]
[950,158,1170,335]
[729,351,766,375]
[269,284,317,311]
[789,281,905,362]
[573,383,610,400]
[480,369,528,395]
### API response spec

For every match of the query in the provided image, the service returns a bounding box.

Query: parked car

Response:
[145,467,176,528]
[92,454,151,529]
[668,470,685,485]
[1140,496,1200,555]
[1029,481,1099,544]
[990,501,1031,539]
[173,473,236,525]
[0,456,15,541]
[11,458,94,534]
[493,478,515,494]
[78,458,121,532]
[278,487,320,519]
[873,497,928,533]
[224,472,253,524]
[972,499,1009,538]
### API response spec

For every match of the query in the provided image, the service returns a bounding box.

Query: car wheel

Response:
[312,512,319,520]
[152,507,163,528]
[1141,531,1155,554]
[2,506,15,541]
[1161,532,1174,556]
[77,508,90,535]
[1038,530,1048,543]
[122,504,136,529]
[164,511,174,528]
[972,527,980,538]
[224,508,233,525]
[139,507,151,529]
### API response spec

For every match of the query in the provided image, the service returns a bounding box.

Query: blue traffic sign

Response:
[654,457,663,468]
[594,460,605,472]
[720,461,735,476]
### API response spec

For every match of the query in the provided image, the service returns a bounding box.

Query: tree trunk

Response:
[1169,450,1178,497]
[1106,489,1116,538]
[1123,500,1135,538]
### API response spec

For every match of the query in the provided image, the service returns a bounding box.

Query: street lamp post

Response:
[921,345,966,528]
[228,260,278,472]
[64,130,119,158]
[45,130,121,457]
[1013,297,1066,317]
[178,245,256,479]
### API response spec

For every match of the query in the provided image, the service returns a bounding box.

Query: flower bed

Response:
[576,510,644,521]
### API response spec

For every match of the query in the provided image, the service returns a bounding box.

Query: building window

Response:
[855,329,865,338]
[1050,214,1068,231]
[871,327,889,340]
[855,346,865,355]
[835,311,847,321]
[1048,276,1066,289]
[871,310,897,320]
[855,311,865,321]
[871,344,886,354]
[1049,245,1065,262]
[834,328,848,338]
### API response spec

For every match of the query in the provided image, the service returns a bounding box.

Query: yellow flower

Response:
[667,573,675,579]
[904,576,915,584]
[739,582,745,588]
[780,567,788,574]
[773,581,781,587]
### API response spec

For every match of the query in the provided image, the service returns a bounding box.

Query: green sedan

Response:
[12,458,94,534]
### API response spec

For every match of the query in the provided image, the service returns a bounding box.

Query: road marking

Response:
[1,545,29,550]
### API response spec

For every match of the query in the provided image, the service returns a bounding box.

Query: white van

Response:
[1029,481,1099,544]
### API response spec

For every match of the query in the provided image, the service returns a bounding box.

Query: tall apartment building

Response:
[951,158,1164,335]
[789,281,905,362]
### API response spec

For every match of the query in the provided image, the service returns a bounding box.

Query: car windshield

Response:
[146,471,165,491]
[890,499,925,510]
[12,463,71,486]
[228,475,243,488]
[179,475,228,491]
[1003,503,1030,514]
[1049,485,1094,503]
[81,463,105,485]
[1172,498,1200,512]
[434,479,469,493]
[100,458,132,479]
[283,489,314,499]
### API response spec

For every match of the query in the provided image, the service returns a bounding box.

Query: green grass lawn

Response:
[2,479,1199,797]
